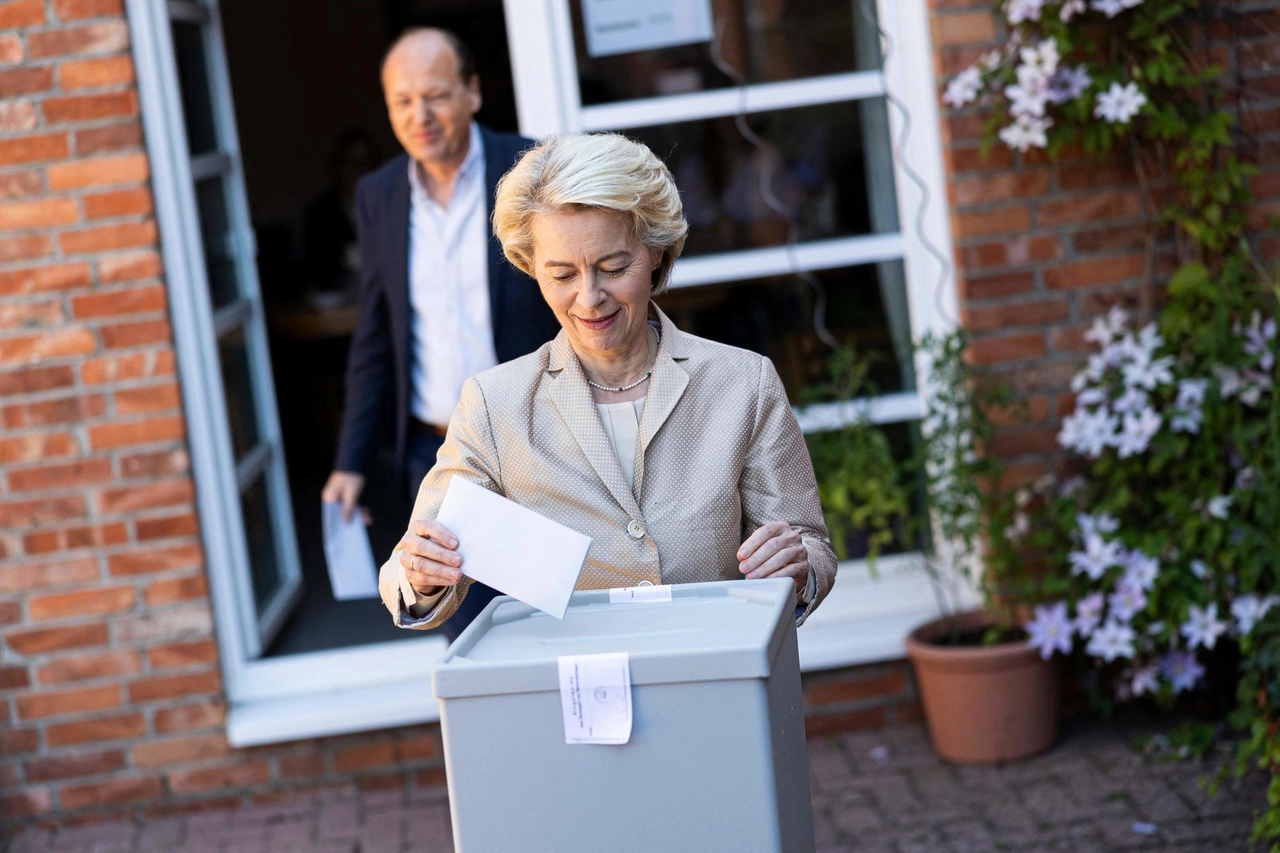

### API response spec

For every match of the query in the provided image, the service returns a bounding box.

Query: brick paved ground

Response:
[2,718,1266,853]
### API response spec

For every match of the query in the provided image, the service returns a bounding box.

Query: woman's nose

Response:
[576,275,606,309]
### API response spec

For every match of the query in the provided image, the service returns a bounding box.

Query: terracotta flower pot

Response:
[904,609,1059,764]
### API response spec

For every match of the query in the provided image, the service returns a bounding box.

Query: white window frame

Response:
[128,0,964,747]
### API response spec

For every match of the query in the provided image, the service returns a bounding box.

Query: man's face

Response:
[382,34,481,168]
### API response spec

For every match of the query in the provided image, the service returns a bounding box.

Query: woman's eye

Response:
[602,267,626,277]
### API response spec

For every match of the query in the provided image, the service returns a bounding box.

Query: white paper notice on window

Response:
[580,0,714,58]
[558,652,632,745]
[609,584,672,604]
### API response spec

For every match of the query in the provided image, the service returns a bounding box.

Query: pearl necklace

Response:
[584,326,659,393]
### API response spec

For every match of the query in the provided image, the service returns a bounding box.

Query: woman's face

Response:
[530,208,661,363]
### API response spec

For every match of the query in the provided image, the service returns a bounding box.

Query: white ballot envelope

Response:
[435,477,592,619]
[321,501,380,600]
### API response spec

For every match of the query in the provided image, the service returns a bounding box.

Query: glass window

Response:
[626,98,898,256]
[171,22,219,156]
[218,325,260,461]
[241,474,282,609]
[656,260,915,399]
[570,0,882,105]
[195,177,238,309]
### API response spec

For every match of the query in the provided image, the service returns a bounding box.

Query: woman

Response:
[379,132,836,629]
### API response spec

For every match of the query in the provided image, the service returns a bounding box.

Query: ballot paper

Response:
[609,584,672,604]
[321,501,380,600]
[558,652,632,745]
[435,477,592,619]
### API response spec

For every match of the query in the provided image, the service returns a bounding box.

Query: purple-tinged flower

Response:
[1115,408,1161,458]
[1091,0,1143,18]
[1112,387,1148,415]
[944,67,983,109]
[1060,0,1086,20]
[1180,603,1227,650]
[1189,559,1209,580]
[1025,602,1074,660]
[1069,533,1125,581]
[1207,495,1232,520]
[1176,378,1208,409]
[1108,581,1148,623]
[1005,0,1045,23]
[1242,311,1276,372]
[1121,549,1159,591]
[998,114,1051,152]
[1160,650,1204,694]
[1130,665,1159,696]
[1074,592,1105,637]
[1086,621,1136,662]
[1215,365,1245,398]
[1047,65,1092,104]
[1231,594,1277,636]
[1094,81,1148,123]
[1077,512,1119,540]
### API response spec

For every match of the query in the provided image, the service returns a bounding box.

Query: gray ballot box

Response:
[431,577,815,853]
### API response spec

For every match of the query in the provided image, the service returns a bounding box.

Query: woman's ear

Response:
[650,249,664,287]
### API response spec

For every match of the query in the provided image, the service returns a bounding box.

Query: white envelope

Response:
[321,501,380,601]
[435,477,592,619]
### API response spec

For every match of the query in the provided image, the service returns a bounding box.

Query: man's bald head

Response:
[381,28,482,172]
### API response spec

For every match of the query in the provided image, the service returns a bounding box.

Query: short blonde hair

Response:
[492,133,688,295]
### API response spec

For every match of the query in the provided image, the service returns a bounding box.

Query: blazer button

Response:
[626,520,645,539]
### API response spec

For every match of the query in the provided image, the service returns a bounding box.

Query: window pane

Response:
[627,98,898,257]
[195,177,238,309]
[655,260,915,400]
[571,0,882,105]
[171,22,219,155]
[218,324,261,461]
[241,474,282,611]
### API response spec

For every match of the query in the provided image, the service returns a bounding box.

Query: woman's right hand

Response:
[399,518,463,596]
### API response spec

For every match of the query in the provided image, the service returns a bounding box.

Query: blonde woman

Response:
[379,132,836,629]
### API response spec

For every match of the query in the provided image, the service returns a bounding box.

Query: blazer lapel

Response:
[546,332,643,518]
[633,306,690,497]
[388,157,412,375]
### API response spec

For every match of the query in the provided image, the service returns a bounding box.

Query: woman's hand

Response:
[399,519,463,596]
[737,521,809,592]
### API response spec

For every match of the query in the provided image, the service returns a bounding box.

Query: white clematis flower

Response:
[1180,603,1228,650]
[1087,621,1136,661]
[944,67,983,109]
[1094,81,1148,124]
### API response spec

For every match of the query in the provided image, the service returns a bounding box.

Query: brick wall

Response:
[930,0,1280,485]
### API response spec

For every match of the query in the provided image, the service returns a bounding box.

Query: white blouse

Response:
[595,397,646,492]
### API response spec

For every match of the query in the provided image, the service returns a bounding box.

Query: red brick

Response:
[0,261,91,295]
[168,761,269,795]
[44,91,138,124]
[0,728,39,755]
[120,448,188,478]
[414,766,448,788]
[0,789,53,819]
[128,671,219,704]
[952,170,1051,206]
[0,297,63,329]
[279,753,324,778]
[1056,162,1138,191]
[25,749,124,783]
[3,393,106,428]
[71,284,164,319]
[1044,254,1146,290]
[143,574,208,606]
[0,34,22,66]
[16,684,120,720]
[64,521,128,549]
[45,711,144,746]
[53,0,122,19]
[81,351,170,384]
[967,332,1046,364]
[334,742,396,773]
[0,97,36,132]
[991,427,1061,456]
[115,381,180,414]
[108,543,201,576]
[60,776,162,810]
[0,65,53,97]
[0,326,95,365]
[931,10,995,46]
[803,707,886,737]
[131,733,228,768]
[954,204,1032,238]
[0,232,52,262]
[98,479,192,515]
[0,554,96,593]
[60,220,157,254]
[962,297,1069,331]
[8,459,110,492]
[0,431,78,464]
[805,671,909,707]
[4,622,106,655]
[36,649,140,684]
[147,638,216,669]
[0,168,43,199]
[99,317,169,348]
[28,22,129,59]
[0,664,30,689]
[135,512,197,540]
[88,416,184,449]
[59,54,133,89]
[0,364,74,395]
[113,603,211,642]
[47,153,147,191]
[1072,222,1152,254]
[83,186,152,219]
[959,270,1035,300]
[0,599,19,625]
[154,701,224,733]
[29,585,134,622]
[0,0,45,27]
[1051,324,1091,353]
[948,143,1015,173]
[399,733,438,760]
[0,197,78,230]
[1037,191,1143,227]
[0,133,69,166]
[75,121,142,155]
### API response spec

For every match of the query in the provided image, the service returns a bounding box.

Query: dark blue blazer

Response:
[334,127,560,477]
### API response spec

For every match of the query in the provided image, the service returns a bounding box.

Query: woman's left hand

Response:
[737,521,809,591]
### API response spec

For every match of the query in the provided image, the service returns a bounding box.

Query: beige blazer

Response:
[378,307,837,628]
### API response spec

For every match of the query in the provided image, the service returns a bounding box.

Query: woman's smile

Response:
[575,309,620,331]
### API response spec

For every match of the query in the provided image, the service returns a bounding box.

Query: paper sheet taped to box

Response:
[558,652,632,744]
[580,0,714,58]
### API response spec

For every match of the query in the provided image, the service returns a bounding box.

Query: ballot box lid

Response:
[432,578,795,699]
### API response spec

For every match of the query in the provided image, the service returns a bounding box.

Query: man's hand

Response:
[737,521,809,592]
[322,471,367,524]
[399,518,462,596]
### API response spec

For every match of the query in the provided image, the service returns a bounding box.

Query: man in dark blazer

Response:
[322,28,558,638]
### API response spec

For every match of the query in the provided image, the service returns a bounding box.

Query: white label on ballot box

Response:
[609,584,672,604]
[557,652,632,745]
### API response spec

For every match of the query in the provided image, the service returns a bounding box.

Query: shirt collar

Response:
[408,122,485,200]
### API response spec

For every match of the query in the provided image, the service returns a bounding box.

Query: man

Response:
[322,28,559,638]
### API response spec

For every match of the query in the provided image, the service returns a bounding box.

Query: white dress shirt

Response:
[408,123,498,427]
